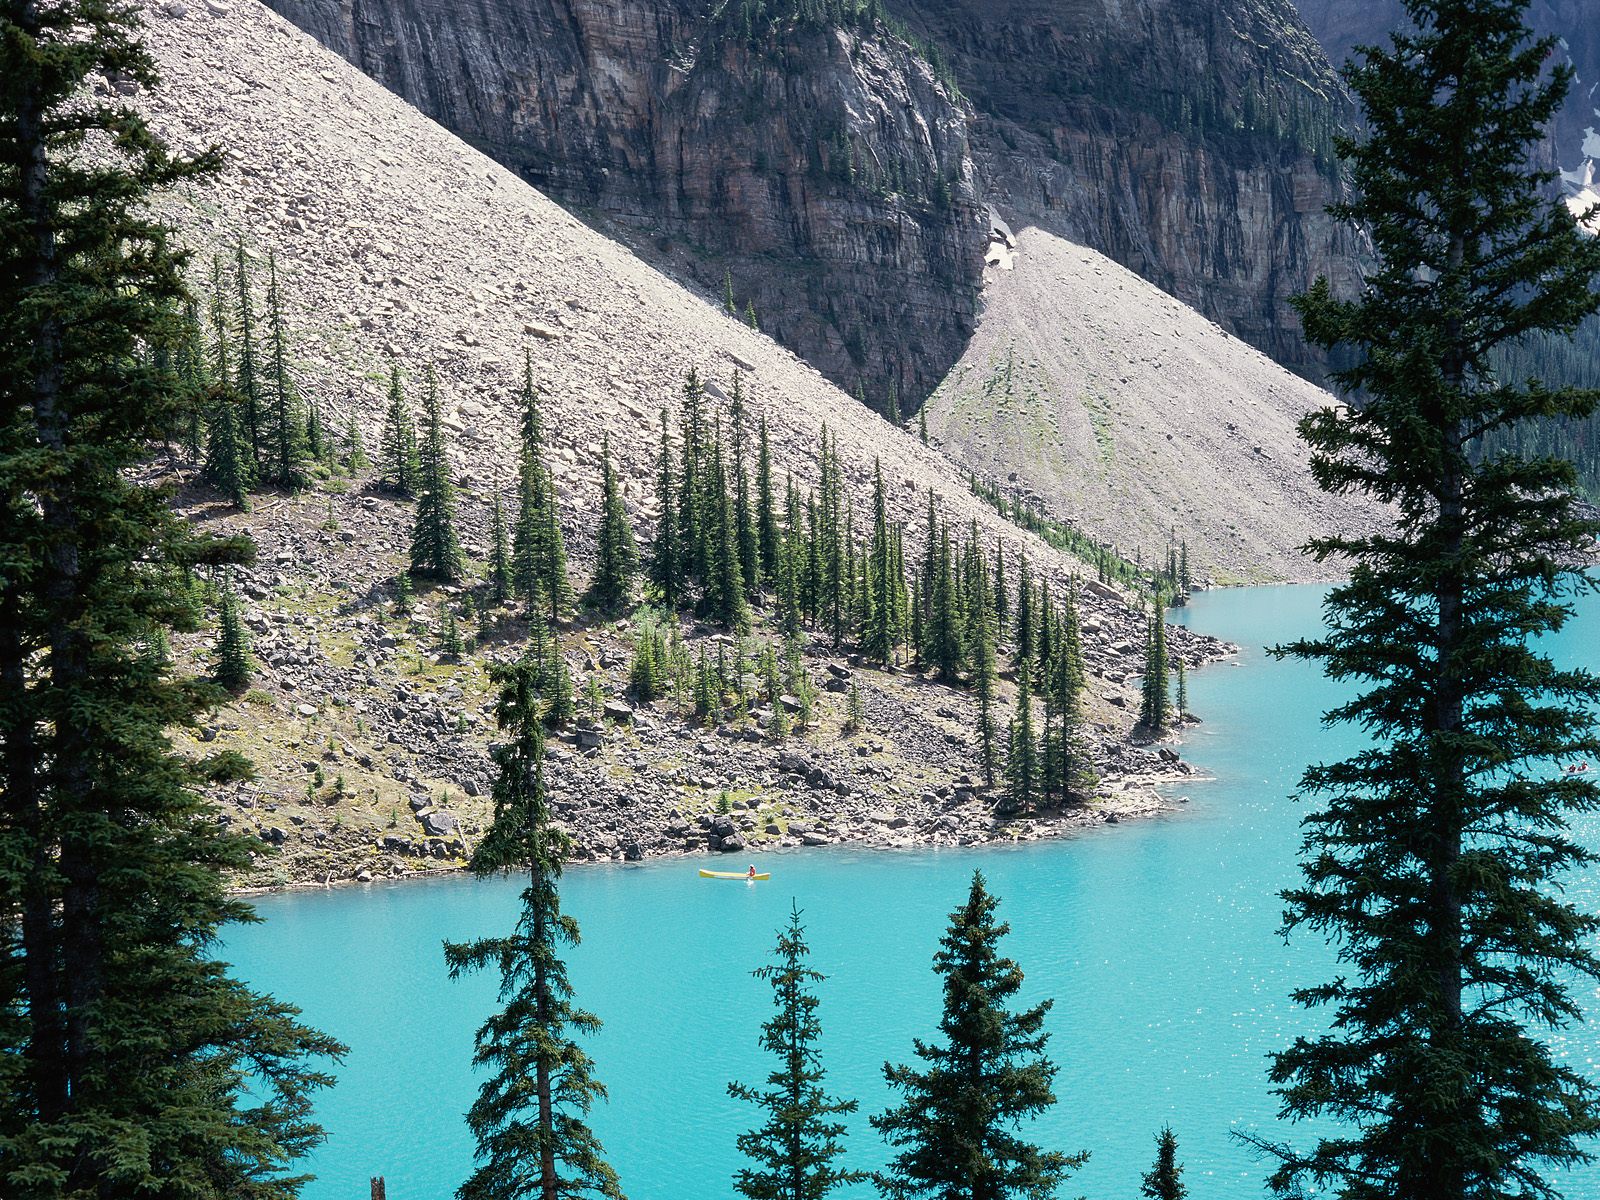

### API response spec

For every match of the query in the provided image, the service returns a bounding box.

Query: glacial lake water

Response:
[227,584,1600,1198]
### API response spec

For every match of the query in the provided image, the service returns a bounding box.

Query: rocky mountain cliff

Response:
[1295,0,1599,210]
[263,0,1358,396]
[257,0,984,404]
[890,0,1364,377]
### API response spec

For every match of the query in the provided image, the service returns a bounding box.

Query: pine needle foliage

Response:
[213,570,253,692]
[1249,1,1600,1195]
[872,872,1086,1199]
[586,435,637,611]
[1141,1127,1186,1200]
[379,363,420,496]
[728,904,866,1200]
[444,657,624,1200]
[409,366,465,582]
[1,4,342,1192]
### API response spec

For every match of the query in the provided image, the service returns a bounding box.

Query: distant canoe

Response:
[699,869,770,881]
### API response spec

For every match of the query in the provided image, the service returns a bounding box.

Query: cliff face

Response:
[265,0,1356,392]
[889,0,1364,377]
[258,0,984,405]
[1295,0,1598,188]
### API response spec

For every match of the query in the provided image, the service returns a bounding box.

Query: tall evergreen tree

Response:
[379,363,421,496]
[409,366,465,582]
[678,367,709,581]
[872,872,1085,1199]
[972,586,1000,788]
[203,375,255,507]
[728,905,866,1200]
[344,413,369,473]
[1004,669,1039,816]
[756,414,780,586]
[1141,1127,1186,1200]
[213,570,253,692]
[702,420,750,633]
[232,239,263,468]
[731,376,761,596]
[862,460,903,666]
[647,408,683,608]
[444,657,623,1200]
[1138,612,1169,733]
[586,435,637,610]
[1,7,340,1192]
[924,525,964,682]
[261,249,308,490]
[1250,2,1600,1195]
[511,357,571,618]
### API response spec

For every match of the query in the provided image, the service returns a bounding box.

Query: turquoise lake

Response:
[227,584,1600,1198]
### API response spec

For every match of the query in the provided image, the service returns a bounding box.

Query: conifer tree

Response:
[756,414,780,584]
[731,377,761,596]
[1141,1127,1186,1200]
[587,435,638,610]
[728,905,865,1200]
[380,364,422,496]
[409,366,465,582]
[924,525,964,682]
[1250,1,1600,1194]
[725,268,737,315]
[203,373,255,507]
[444,656,624,1200]
[862,460,903,666]
[488,492,513,608]
[1049,585,1097,804]
[173,297,209,461]
[1138,612,1169,733]
[1004,669,1038,816]
[972,587,1000,788]
[872,873,1085,1199]
[992,542,1009,633]
[1013,551,1034,669]
[232,240,264,467]
[344,414,369,473]
[679,368,709,581]
[511,357,571,618]
[745,299,759,330]
[213,570,253,692]
[647,408,683,608]
[703,419,750,632]
[918,406,927,444]
[261,249,309,489]
[1,7,340,1191]
[1174,657,1187,718]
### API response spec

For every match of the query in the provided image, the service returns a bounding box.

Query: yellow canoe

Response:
[699,869,770,880]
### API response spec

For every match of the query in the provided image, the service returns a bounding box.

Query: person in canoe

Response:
[747,864,757,880]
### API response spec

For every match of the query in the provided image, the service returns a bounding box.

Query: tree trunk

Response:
[532,854,557,1200]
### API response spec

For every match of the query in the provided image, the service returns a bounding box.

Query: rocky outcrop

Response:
[1295,0,1598,189]
[889,0,1364,378]
[257,0,984,404]
[262,0,1359,391]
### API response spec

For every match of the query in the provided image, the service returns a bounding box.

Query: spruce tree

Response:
[756,414,780,585]
[728,905,866,1200]
[444,656,624,1200]
[702,420,750,633]
[862,460,903,666]
[232,239,263,468]
[1004,669,1038,816]
[1141,1127,1186,1200]
[586,435,638,610]
[1251,1,1600,1194]
[1,6,340,1192]
[261,249,308,489]
[511,358,571,619]
[730,376,760,595]
[344,413,369,473]
[872,872,1085,1199]
[409,366,465,582]
[973,587,1000,788]
[679,367,708,581]
[203,375,255,507]
[1138,612,1169,733]
[213,570,253,692]
[647,408,683,607]
[380,363,421,496]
